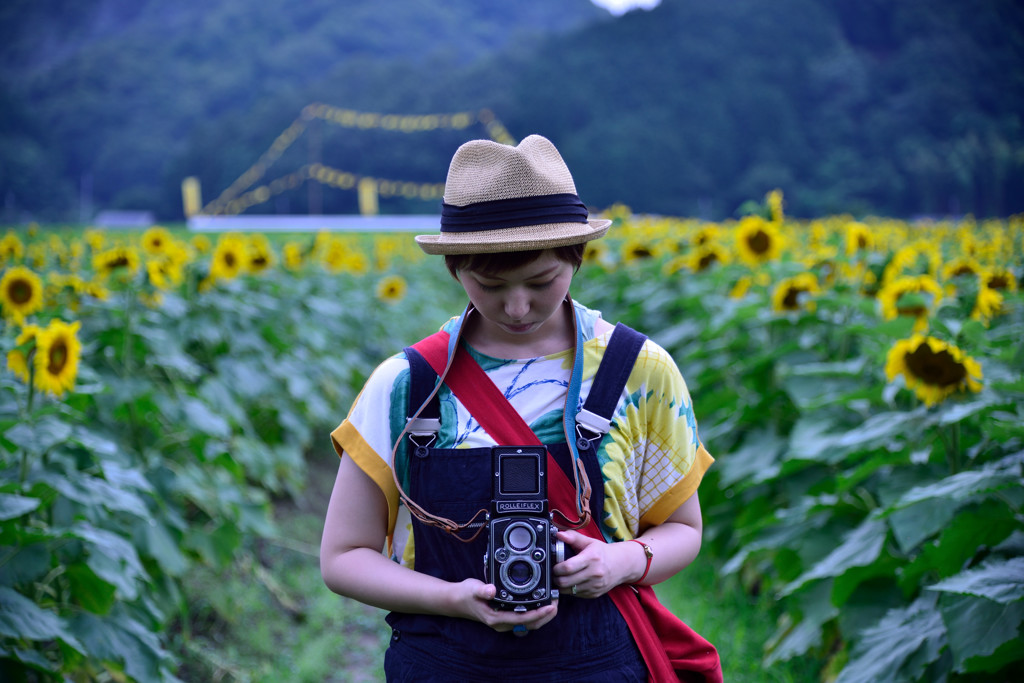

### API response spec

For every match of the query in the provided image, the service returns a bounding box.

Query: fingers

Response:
[484,602,558,634]
[473,582,496,601]
[551,535,623,599]
[460,580,559,633]
[556,529,596,550]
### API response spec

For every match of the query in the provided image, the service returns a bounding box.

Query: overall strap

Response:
[402,346,442,451]
[575,323,647,453]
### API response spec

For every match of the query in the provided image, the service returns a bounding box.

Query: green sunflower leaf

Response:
[889,451,1024,511]
[766,580,838,664]
[67,611,169,683]
[926,557,1024,604]
[0,492,40,521]
[835,594,946,683]
[0,586,84,652]
[781,516,887,596]
[938,592,1024,672]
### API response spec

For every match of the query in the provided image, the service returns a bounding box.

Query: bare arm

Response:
[319,454,558,632]
[552,492,702,597]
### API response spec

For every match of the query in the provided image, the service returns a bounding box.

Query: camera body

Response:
[484,446,566,611]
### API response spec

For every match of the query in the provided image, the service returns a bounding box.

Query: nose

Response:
[504,288,530,321]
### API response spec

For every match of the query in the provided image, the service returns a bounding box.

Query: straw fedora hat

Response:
[415,134,611,255]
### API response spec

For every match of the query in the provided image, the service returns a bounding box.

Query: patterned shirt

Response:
[330,301,714,565]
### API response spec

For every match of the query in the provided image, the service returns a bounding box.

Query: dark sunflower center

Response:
[951,266,975,277]
[224,253,237,268]
[987,275,1009,290]
[782,286,806,310]
[697,252,718,271]
[748,230,770,254]
[109,256,129,268]
[48,340,68,374]
[897,304,928,317]
[9,279,32,304]
[630,246,653,259]
[905,345,966,387]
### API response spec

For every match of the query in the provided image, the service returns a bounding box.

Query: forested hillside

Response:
[2,0,1022,221]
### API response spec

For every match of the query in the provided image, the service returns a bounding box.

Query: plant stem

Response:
[950,422,962,473]
[21,351,37,484]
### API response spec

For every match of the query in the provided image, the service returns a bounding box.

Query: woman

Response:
[321,135,720,681]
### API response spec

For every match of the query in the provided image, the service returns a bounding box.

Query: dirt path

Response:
[287,451,388,682]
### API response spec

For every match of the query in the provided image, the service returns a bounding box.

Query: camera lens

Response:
[506,523,535,552]
[507,559,534,588]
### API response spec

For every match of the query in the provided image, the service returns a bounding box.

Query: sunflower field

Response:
[1,199,1022,682]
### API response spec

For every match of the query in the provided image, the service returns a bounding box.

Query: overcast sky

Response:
[591,0,660,15]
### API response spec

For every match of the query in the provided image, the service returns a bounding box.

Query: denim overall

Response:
[384,329,648,682]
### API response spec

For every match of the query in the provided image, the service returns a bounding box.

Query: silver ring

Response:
[513,624,528,637]
[571,584,578,596]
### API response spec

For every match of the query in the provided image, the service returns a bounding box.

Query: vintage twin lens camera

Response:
[484,446,566,611]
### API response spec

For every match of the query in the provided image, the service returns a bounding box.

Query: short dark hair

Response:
[444,244,586,279]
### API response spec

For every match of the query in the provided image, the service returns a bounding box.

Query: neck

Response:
[462,299,575,359]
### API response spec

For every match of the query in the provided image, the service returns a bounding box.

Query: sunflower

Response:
[246,234,275,274]
[93,246,141,279]
[283,242,305,271]
[346,251,370,275]
[882,245,923,285]
[844,221,874,257]
[801,244,839,286]
[373,236,406,270]
[690,223,723,248]
[320,237,349,273]
[941,257,982,283]
[191,234,212,254]
[141,226,174,255]
[686,244,729,273]
[730,276,752,299]
[621,239,656,265]
[33,319,82,398]
[1,232,24,264]
[735,215,783,267]
[83,229,106,251]
[146,256,183,291]
[877,274,943,333]
[583,240,613,269]
[376,274,408,303]
[982,266,1018,293]
[209,234,248,282]
[971,283,1004,324]
[26,243,48,269]
[1,266,45,322]
[766,189,784,224]
[771,272,820,313]
[885,335,983,407]
[6,323,42,383]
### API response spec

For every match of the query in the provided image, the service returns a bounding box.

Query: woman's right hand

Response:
[448,578,559,634]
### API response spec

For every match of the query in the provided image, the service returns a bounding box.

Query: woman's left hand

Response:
[551,530,638,599]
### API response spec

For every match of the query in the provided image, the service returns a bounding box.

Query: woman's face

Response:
[458,250,574,349]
